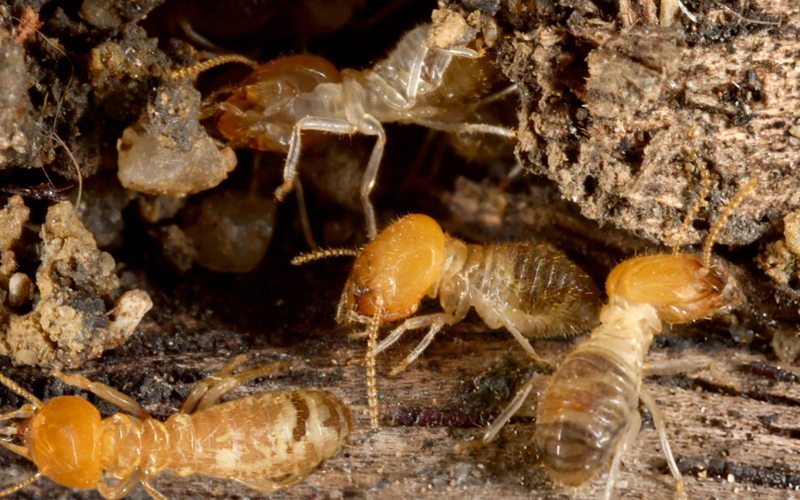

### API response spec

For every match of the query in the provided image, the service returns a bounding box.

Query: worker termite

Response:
[0,355,352,499]
[481,174,757,500]
[173,19,517,239]
[292,213,601,428]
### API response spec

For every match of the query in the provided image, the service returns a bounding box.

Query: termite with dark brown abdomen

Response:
[292,213,601,428]
[482,175,757,500]
[0,355,352,499]
[174,22,517,239]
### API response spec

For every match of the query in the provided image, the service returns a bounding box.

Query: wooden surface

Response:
[1,176,799,500]
[1,253,799,500]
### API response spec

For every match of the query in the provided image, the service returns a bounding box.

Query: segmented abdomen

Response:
[464,242,601,337]
[535,343,639,486]
[163,390,352,480]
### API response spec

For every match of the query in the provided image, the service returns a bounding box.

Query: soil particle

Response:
[73,174,135,249]
[116,80,238,196]
[152,224,194,273]
[0,15,40,170]
[0,198,152,368]
[137,193,187,223]
[80,0,166,29]
[756,210,800,286]
[0,195,29,254]
[181,190,276,273]
[88,24,172,121]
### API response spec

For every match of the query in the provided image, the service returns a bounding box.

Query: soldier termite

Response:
[292,213,601,428]
[172,20,517,239]
[481,174,757,500]
[0,355,352,499]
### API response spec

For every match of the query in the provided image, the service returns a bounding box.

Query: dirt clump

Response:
[117,80,238,196]
[473,0,795,246]
[0,197,152,368]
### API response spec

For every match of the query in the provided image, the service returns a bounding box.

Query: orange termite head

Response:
[607,176,758,323]
[214,54,342,152]
[338,214,446,323]
[605,254,727,323]
[18,396,103,489]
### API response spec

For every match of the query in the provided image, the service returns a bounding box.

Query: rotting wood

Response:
[476,0,798,247]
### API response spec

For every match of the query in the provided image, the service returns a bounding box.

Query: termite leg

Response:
[644,356,712,376]
[644,355,729,387]
[181,354,250,413]
[482,374,548,444]
[405,44,429,104]
[140,481,169,500]
[388,321,447,376]
[602,411,642,500]
[0,472,41,498]
[374,313,457,356]
[414,118,517,139]
[190,361,289,414]
[97,470,141,500]
[177,17,226,53]
[0,441,31,460]
[0,374,43,407]
[274,116,358,202]
[473,84,519,108]
[441,46,480,58]
[50,370,150,419]
[489,310,551,367]
[406,45,455,105]
[198,83,242,120]
[358,115,387,240]
[406,44,478,105]
[239,471,311,493]
[640,388,687,500]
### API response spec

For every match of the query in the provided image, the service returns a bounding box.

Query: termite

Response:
[481,173,757,500]
[0,355,352,499]
[173,21,517,239]
[292,213,601,428]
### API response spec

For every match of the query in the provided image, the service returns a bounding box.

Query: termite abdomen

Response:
[166,389,352,480]
[461,242,601,338]
[535,345,638,486]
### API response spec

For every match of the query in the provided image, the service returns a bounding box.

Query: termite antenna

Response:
[0,374,43,408]
[171,54,260,80]
[701,177,758,268]
[0,472,41,497]
[365,303,382,429]
[291,248,359,266]
[672,161,711,254]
